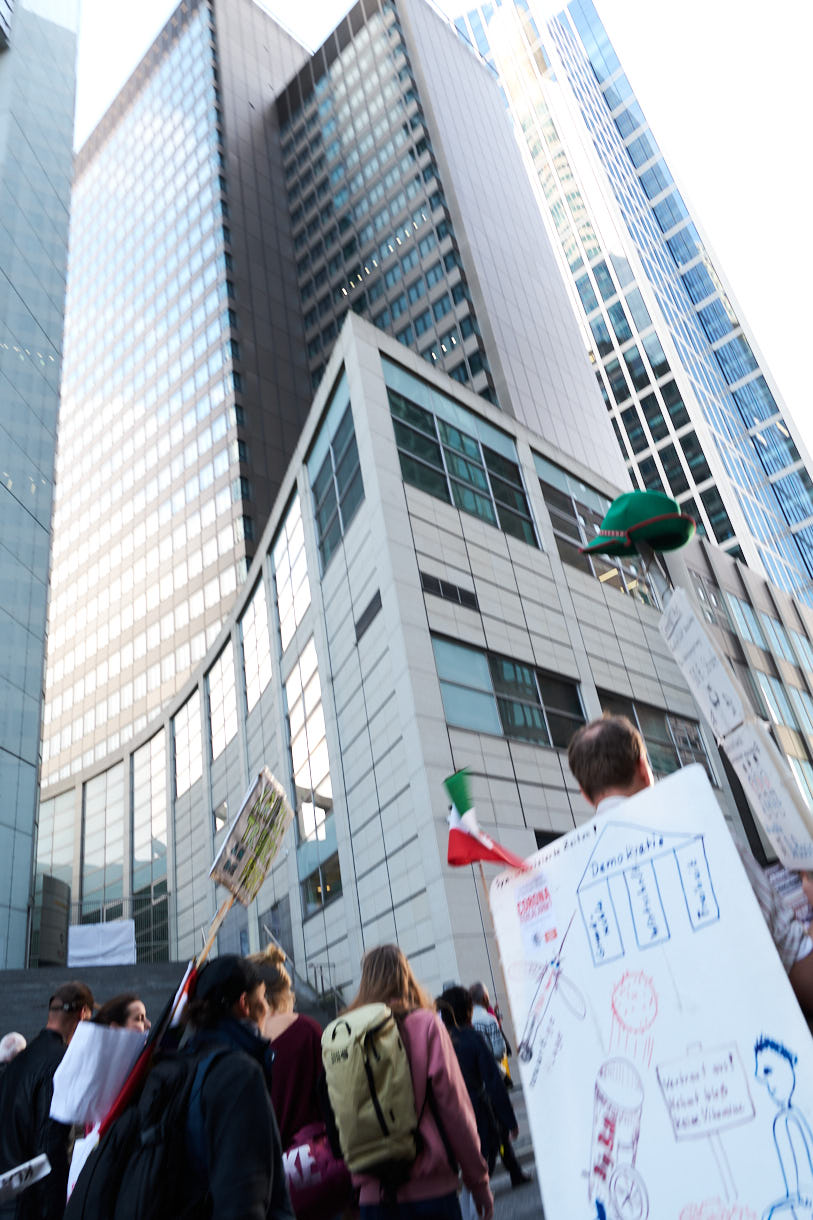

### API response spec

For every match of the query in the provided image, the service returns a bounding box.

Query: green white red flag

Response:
[445,769,527,870]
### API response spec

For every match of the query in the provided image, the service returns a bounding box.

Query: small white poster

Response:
[209,768,293,905]
[490,766,813,1220]
[659,587,746,740]
[725,718,813,870]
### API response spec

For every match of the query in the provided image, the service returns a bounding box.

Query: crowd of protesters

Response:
[3,712,813,1219]
[0,950,530,1220]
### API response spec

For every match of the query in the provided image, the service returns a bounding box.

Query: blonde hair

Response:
[346,944,433,1015]
[248,944,292,1011]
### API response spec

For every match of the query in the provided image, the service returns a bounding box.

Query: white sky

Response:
[74,0,813,455]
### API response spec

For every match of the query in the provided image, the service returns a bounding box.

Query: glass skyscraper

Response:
[452,0,813,606]
[41,0,314,793]
[0,0,78,967]
[39,0,629,959]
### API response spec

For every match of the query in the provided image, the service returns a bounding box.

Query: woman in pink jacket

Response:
[348,945,494,1220]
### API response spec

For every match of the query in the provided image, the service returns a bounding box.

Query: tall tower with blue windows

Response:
[0,0,79,967]
[452,0,813,605]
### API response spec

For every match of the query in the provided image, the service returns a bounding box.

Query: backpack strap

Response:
[185,1047,232,1181]
[425,1079,458,1175]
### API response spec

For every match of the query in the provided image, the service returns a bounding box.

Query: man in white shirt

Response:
[566,714,813,1017]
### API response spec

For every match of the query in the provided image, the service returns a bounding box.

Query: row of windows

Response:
[535,453,659,606]
[387,384,536,547]
[433,636,585,750]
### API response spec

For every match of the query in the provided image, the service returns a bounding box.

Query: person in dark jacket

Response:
[0,981,95,1220]
[181,954,295,1220]
[437,987,517,1175]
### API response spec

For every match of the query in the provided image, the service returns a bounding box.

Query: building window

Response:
[81,763,125,920]
[385,367,537,547]
[174,690,203,798]
[132,733,169,963]
[432,636,584,748]
[207,641,238,761]
[284,637,341,919]
[535,453,659,606]
[309,371,364,570]
[272,494,312,653]
[599,692,715,784]
[241,579,273,713]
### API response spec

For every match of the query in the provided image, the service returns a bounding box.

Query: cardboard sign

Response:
[659,587,746,739]
[209,768,293,904]
[490,766,813,1220]
[0,1155,51,1202]
[725,719,813,869]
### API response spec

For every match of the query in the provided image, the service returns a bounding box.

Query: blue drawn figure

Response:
[755,1036,813,1220]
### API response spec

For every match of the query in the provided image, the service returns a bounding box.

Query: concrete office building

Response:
[452,0,813,606]
[42,0,632,799]
[0,0,78,967]
[34,315,742,980]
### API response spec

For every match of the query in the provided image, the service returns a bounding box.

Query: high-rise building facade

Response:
[452,0,813,606]
[42,0,627,791]
[41,0,314,793]
[34,313,740,988]
[0,0,78,967]
[274,0,624,495]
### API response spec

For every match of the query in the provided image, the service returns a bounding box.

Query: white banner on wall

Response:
[490,766,813,1220]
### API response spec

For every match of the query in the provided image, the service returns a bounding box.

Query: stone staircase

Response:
[0,962,337,1041]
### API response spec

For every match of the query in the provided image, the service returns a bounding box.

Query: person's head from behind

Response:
[440,986,473,1029]
[567,714,653,807]
[185,955,268,1032]
[0,1032,26,1064]
[249,945,294,1016]
[350,944,432,1015]
[469,981,490,1011]
[47,982,95,1045]
[94,993,151,1033]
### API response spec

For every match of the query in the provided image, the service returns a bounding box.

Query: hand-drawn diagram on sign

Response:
[488,766,813,1220]
[610,972,658,1067]
[578,822,719,966]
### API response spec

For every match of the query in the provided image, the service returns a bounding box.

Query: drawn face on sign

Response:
[755,1044,795,1107]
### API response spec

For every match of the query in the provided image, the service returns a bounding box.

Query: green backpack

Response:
[322,1003,419,1186]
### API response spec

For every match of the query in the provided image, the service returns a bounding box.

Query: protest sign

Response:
[725,718,813,869]
[490,765,813,1220]
[659,586,746,740]
[209,768,293,904]
[0,1155,50,1202]
[660,586,813,871]
[51,1021,146,1126]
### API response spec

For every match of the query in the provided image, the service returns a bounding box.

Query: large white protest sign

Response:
[725,718,813,870]
[209,768,293,905]
[490,766,813,1220]
[659,587,746,739]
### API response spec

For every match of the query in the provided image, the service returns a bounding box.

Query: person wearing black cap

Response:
[179,954,294,1220]
[0,980,94,1219]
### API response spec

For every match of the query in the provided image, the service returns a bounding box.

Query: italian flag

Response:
[445,769,527,870]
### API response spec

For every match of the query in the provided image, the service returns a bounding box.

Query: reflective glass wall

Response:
[0,0,78,966]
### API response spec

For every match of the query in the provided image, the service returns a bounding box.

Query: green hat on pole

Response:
[580,489,695,558]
